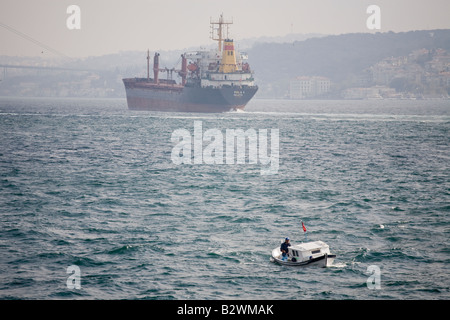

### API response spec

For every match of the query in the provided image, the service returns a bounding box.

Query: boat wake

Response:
[328,262,347,268]
[227,108,246,113]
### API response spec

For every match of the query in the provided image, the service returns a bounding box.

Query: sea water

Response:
[0,97,449,299]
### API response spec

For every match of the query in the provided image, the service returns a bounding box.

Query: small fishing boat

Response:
[271,240,336,267]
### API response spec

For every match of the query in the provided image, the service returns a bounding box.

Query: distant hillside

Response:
[2,30,449,99]
[236,33,326,50]
[247,29,450,97]
[68,33,326,74]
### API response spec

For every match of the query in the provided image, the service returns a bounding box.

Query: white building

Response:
[290,76,331,99]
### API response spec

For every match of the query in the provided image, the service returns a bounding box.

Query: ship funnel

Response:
[219,39,237,73]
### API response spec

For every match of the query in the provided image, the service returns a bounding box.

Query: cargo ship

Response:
[123,15,258,112]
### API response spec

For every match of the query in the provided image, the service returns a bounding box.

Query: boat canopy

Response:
[288,241,330,260]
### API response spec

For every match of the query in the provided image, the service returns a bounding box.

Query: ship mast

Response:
[146,49,150,81]
[210,14,233,52]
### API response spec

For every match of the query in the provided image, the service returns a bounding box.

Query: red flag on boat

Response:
[302,221,307,232]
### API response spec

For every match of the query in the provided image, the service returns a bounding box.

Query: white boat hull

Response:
[271,246,336,268]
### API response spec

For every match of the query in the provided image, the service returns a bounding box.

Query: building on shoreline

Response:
[289,76,331,99]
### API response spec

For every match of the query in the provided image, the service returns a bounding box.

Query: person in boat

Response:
[280,237,291,261]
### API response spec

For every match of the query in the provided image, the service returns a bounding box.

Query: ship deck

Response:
[123,78,184,92]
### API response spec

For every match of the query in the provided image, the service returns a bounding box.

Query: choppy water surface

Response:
[0,97,449,299]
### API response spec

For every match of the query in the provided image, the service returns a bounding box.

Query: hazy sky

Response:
[1,0,449,58]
